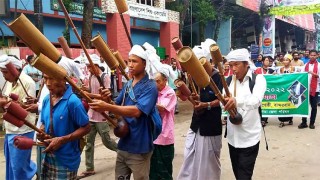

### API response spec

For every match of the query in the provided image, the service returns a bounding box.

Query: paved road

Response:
[1,101,320,179]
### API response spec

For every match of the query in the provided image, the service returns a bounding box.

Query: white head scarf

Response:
[129,45,147,60]
[201,38,216,60]
[84,54,101,66]
[192,46,206,60]
[226,48,250,62]
[58,56,85,80]
[159,64,176,81]
[0,54,22,69]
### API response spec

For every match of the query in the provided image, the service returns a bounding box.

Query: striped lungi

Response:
[41,153,77,180]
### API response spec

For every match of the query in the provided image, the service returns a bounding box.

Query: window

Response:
[136,0,154,6]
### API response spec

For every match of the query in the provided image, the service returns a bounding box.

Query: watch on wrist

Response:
[207,102,211,110]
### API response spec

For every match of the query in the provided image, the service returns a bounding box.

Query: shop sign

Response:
[51,0,106,19]
[128,2,168,22]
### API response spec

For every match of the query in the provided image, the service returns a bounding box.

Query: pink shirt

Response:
[154,86,177,145]
[88,73,111,122]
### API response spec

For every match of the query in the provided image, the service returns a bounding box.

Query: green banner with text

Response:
[262,73,309,117]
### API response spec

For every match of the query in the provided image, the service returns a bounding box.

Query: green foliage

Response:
[63,0,73,12]
[166,0,184,12]
[192,0,216,25]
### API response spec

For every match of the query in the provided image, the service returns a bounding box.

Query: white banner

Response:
[262,15,275,58]
[128,2,168,22]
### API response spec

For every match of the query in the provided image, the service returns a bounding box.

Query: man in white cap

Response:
[224,48,266,179]
[89,44,158,180]
[150,68,177,180]
[78,54,118,178]
[0,54,37,180]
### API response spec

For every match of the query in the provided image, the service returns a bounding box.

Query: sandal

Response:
[77,171,96,179]
[279,122,285,128]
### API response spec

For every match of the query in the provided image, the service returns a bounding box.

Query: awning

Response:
[276,14,316,32]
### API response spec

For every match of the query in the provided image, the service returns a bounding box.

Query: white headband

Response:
[0,54,22,69]
[226,48,250,62]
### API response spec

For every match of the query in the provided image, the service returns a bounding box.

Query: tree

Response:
[166,0,190,40]
[81,0,94,48]
[34,0,43,33]
[192,0,216,42]
[62,0,73,46]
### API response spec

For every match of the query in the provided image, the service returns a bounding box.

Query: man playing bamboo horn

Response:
[23,55,86,177]
[0,54,37,180]
[36,58,90,180]
[78,54,118,179]
[224,48,266,180]
[177,43,223,180]
[89,44,158,180]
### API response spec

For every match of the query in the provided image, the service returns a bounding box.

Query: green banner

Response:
[262,73,309,117]
[270,4,320,16]
[51,0,106,19]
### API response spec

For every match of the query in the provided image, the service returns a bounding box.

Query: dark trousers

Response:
[149,144,174,180]
[228,142,260,180]
[302,92,319,125]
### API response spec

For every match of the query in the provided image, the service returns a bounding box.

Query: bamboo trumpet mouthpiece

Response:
[91,35,119,70]
[115,0,129,14]
[177,47,210,88]
[6,13,61,62]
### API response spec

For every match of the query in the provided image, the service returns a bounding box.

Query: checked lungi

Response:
[41,153,77,180]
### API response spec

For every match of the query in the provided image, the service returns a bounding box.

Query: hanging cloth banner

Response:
[262,15,275,58]
[270,0,320,16]
[262,73,310,117]
[222,73,309,117]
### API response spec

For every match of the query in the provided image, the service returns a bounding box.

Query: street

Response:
[1,100,320,179]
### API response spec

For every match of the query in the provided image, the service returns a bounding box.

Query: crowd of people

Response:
[0,39,318,180]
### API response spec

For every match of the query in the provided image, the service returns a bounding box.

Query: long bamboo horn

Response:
[57,0,105,89]
[114,0,133,47]
[31,53,129,138]
[210,45,232,98]
[177,47,243,124]
[91,34,130,81]
[3,13,61,62]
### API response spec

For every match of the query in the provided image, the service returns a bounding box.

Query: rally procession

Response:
[1,0,320,180]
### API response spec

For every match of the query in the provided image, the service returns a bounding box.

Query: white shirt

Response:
[226,70,266,148]
[3,72,36,134]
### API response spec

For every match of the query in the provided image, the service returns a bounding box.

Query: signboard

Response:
[0,0,9,17]
[128,2,168,22]
[262,73,309,117]
[51,0,106,19]
[250,44,259,61]
[270,0,320,16]
[262,15,275,58]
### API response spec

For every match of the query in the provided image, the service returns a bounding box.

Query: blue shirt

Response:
[115,74,158,153]
[41,85,89,171]
[301,57,310,64]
